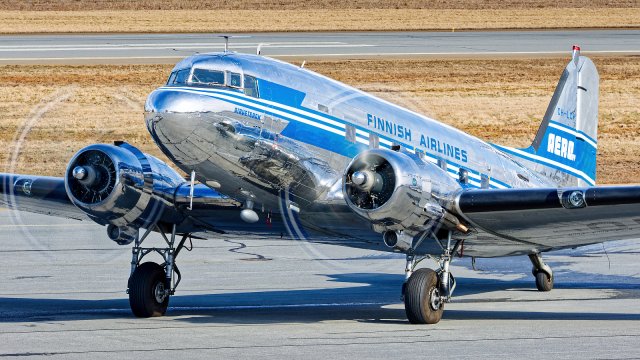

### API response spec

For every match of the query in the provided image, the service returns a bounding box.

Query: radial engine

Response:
[64,142,192,245]
[342,148,467,251]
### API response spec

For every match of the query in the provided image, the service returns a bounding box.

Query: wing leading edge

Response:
[0,173,85,220]
[454,186,640,252]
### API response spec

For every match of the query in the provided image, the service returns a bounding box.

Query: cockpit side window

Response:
[173,69,190,85]
[191,68,225,86]
[244,75,259,98]
[229,72,242,88]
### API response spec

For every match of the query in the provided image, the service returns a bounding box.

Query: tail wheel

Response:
[535,271,554,292]
[128,262,170,317]
[404,268,444,324]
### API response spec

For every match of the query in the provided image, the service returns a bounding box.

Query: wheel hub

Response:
[154,281,167,303]
[429,286,442,311]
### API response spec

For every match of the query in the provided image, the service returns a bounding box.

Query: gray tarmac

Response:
[1,30,639,64]
[0,208,639,359]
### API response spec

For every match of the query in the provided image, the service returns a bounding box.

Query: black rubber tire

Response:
[404,268,444,324]
[535,271,554,292]
[128,262,170,317]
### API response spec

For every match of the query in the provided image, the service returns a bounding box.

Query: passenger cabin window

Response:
[244,75,259,98]
[345,125,356,143]
[481,174,490,189]
[459,169,469,184]
[369,133,379,149]
[438,159,447,171]
[191,68,225,86]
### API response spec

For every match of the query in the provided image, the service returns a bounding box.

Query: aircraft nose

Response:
[144,88,202,145]
[144,88,177,114]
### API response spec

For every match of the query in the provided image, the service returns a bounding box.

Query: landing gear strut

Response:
[128,223,191,317]
[529,253,553,292]
[403,231,459,324]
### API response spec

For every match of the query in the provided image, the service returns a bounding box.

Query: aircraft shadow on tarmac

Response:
[0,272,638,324]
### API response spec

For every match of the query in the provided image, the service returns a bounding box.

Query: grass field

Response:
[1,56,639,183]
[2,9,639,34]
[2,0,638,10]
[0,0,638,33]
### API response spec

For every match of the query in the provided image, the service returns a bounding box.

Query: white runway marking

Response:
[74,302,391,314]
[1,50,638,63]
[274,50,640,57]
[0,41,349,49]
[0,43,373,52]
[0,224,93,228]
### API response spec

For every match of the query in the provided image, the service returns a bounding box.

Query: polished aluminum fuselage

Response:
[144,52,554,256]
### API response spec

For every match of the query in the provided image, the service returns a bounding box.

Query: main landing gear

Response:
[529,253,554,292]
[402,231,460,324]
[128,224,192,317]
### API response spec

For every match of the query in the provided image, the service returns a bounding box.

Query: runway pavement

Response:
[1,30,639,64]
[0,209,639,359]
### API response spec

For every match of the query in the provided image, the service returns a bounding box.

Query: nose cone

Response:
[72,166,87,180]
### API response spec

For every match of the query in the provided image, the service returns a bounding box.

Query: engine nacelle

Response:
[64,142,187,244]
[343,149,462,238]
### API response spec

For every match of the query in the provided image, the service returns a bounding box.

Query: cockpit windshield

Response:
[191,69,225,85]
[171,69,190,85]
[165,67,259,98]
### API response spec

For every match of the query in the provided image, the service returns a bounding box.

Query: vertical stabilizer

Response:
[504,47,599,186]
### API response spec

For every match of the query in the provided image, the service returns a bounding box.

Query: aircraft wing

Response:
[0,173,86,220]
[0,173,249,233]
[453,186,640,251]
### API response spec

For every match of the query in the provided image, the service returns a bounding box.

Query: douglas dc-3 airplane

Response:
[1,45,639,324]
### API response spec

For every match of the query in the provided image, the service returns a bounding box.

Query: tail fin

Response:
[526,46,599,186]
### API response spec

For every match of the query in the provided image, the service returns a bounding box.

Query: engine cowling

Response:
[64,142,187,244]
[343,149,463,240]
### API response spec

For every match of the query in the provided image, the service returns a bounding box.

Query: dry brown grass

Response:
[2,0,637,10]
[1,8,639,34]
[1,57,639,183]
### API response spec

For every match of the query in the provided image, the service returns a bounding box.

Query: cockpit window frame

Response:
[166,71,177,85]
[189,68,226,87]
[169,65,259,98]
[173,68,190,85]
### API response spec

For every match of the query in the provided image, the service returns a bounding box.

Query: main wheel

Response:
[128,262,170,317]
[534,271,554,292]
[404,268,444,324]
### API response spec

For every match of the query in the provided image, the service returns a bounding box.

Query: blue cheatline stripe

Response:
[548,120,597,148]
[167,86,348,132]
[163,87,505,189]
[280,120,367,159]
[493,144,595,186]
[161,86,511,189]
[167,87,348,135]
[513,119,597,183]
